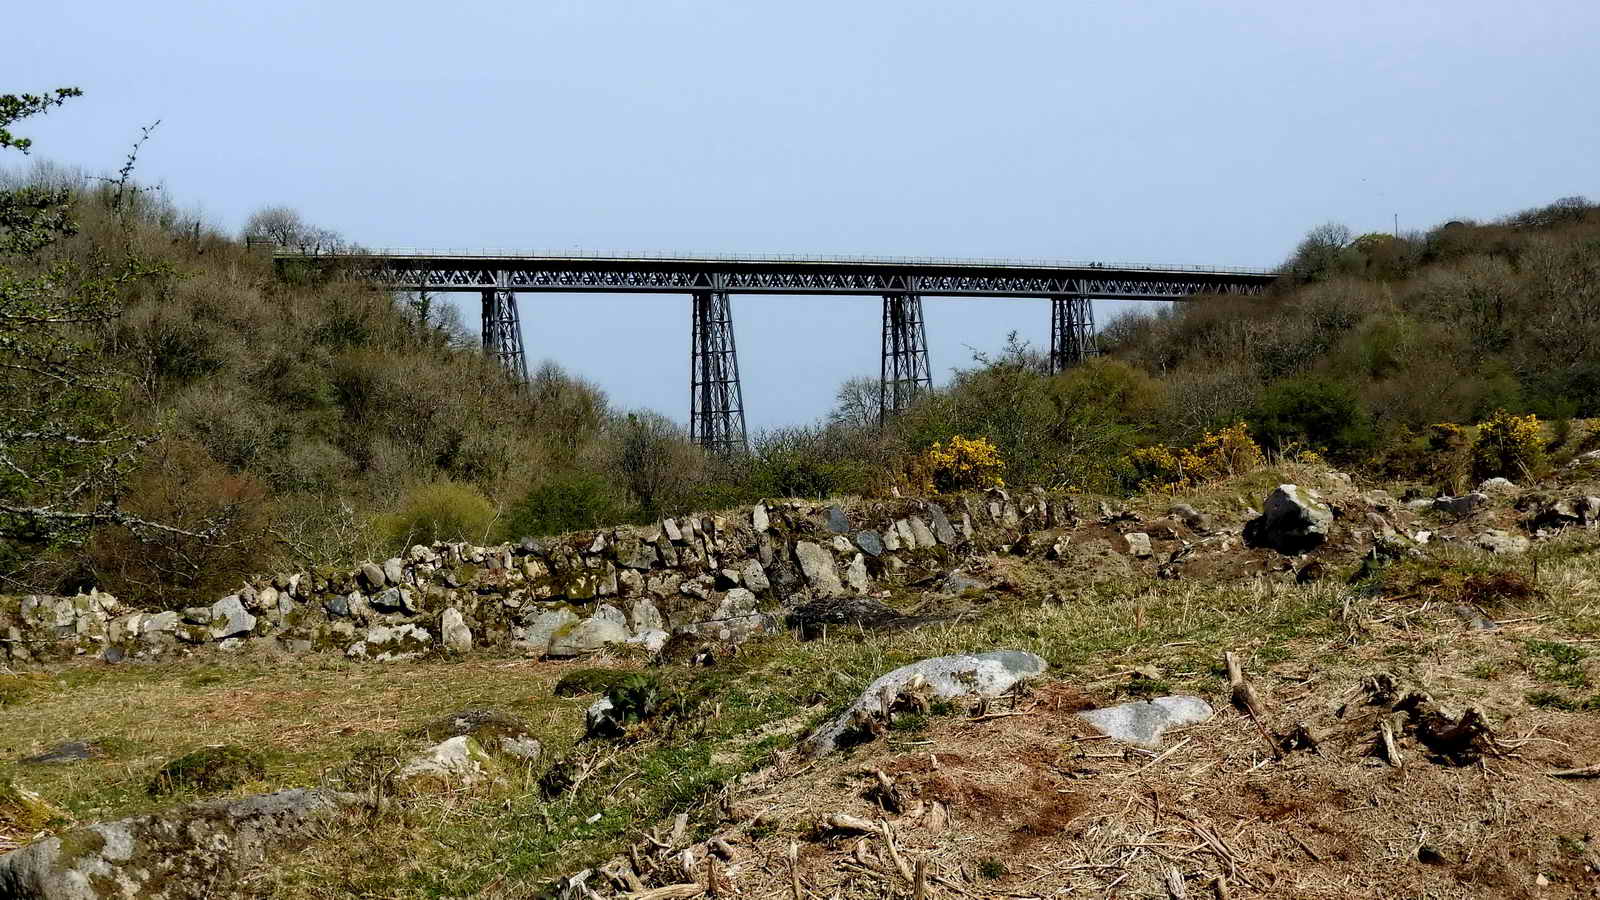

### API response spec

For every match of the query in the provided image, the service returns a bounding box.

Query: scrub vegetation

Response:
[3,85,1598,612]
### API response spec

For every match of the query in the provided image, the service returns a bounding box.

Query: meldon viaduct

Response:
[274,250,1279,454]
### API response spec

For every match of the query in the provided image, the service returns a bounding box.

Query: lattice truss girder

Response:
[880,293,933,424]
[689,290,748,454]
[355,262,1269,300]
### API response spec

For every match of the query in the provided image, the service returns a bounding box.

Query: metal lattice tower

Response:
[689,289,748,454]
[1049,296,1098,373]
[879,293,932,425]
[480,273,529,383]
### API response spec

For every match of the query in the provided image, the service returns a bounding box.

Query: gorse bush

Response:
[1127,422,1265,493]
[917,435,1006,492]
[1472,410,1546,481]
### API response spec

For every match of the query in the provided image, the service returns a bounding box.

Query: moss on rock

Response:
[1,777,70,836]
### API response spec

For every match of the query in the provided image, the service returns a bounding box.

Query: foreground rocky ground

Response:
[3,456,1600,898]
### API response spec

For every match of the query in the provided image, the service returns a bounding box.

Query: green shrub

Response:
[377,480,496,550]
[1249,377,1376,456]
[499,471,629,540]
[553,668,632,698]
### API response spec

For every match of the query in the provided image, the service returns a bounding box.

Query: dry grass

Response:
[0,650,598,827]
[4,467,1600,897]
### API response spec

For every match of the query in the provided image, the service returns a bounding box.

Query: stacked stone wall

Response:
[1,492,1063,668]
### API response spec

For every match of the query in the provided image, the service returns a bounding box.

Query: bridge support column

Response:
[879,293,932,425]
[689,289,748,455]
[1049,296,1097,374]
[481,273,530,384]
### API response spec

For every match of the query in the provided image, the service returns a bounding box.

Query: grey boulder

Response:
[1244,485,1333,553]
[794,541,843,597]
[209,595,256,640]
[806,650,1047,755]
[0,788,349,900]
[1432,492,1488,517]
[518,607,578,654]
[546,615,630,657]
[1076,696,1213,749]
[359,562,387,591]
[440,608,472,653]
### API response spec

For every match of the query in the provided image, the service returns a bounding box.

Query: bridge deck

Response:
[274,249,1279,300]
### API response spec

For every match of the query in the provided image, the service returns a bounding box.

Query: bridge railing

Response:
[270,247,1279,277]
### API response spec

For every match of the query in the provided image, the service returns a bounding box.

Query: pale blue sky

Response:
[10,1,1598,429]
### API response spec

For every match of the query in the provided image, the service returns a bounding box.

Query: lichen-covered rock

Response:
[547,616,630,657]
[516,607,577,655]
[440,608,472,654]
[627,599,664,633]
[1532,496,1600,529]
[209,595,256,641]
[359,562,387,591]
[806,650,1047,755]
[1124,532,1152,558]
[845,554,870,593]
[399,736,500,789]
[1244,485,1333,553]
[794,541,843,597]
[414,708,539,763]
[1474,529,1530,555]
[382,557,406,586]
[0,788,350,900]
[348,623,432,661]
[627,629,669,654]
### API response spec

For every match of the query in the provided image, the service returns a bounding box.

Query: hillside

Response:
[5,101,1599,612]
[3,453,1600,898]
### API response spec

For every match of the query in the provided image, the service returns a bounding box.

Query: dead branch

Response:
[1379,718,1404,767]
[1544,765,1600,778]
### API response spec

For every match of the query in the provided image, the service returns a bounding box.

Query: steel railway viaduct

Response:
[274,250,1279,454]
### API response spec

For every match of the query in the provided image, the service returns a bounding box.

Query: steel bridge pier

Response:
[689,288,748,455]
[879,293,933,425]
[1049,296,1098,373]
[480,274,529,383]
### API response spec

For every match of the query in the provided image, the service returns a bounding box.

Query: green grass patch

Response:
[1524,639,1591,689]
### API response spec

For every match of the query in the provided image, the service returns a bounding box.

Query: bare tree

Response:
[608,411,701,516]
[2,88,216,574]
[1286,222,1353,283]
[242,205,344,254]
[828,375,883,431]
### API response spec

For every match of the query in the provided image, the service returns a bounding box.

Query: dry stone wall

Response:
[1,493,1050,669]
